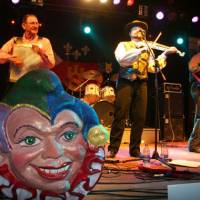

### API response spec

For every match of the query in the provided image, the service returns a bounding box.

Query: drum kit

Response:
[67,69,117,127]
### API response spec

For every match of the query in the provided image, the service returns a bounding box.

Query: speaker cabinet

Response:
[160,87,185,141]
[161,116,185,141]
[162,92,184,117]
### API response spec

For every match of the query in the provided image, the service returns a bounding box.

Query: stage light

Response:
[176,37,184,45]
[10,19,16,25]
[31,0,43,6]
[11,0,20,4]
[156,11,164,20]
[113,0,120,5]
[83,26,91,34]
[99,0,108,3]
[127,0,134,6]
[192,16,199,23]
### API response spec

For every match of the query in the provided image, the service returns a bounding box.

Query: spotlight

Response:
[113,0,120,5]
[176,37,184,45]
[83,26,92,34]
[127,0,134,6]
[192,16,199,23]
[11,0,20,4]
[99,0,108,3]
[10,19,16,25]
[156,11,164,20]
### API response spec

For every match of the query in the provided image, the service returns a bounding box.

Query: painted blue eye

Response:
[63,131,76,141]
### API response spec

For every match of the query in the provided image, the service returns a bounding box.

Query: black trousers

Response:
[191,83,200,123]
[108,78,147,154]
[189,83,200,152]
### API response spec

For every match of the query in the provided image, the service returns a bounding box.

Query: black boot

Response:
[188,119,200,153]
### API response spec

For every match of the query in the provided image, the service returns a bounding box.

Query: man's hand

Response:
[9,55,23,67]
[164,46,177,55]
[0,50,12,64]
[32,44,44,55]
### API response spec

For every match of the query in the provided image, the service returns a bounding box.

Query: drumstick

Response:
[74,78,92,91]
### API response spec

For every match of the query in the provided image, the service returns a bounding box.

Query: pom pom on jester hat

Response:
[0,69,108,199]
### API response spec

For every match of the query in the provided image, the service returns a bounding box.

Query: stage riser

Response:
[106,128,159,144]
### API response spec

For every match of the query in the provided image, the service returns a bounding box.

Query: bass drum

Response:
[92,100,114,127]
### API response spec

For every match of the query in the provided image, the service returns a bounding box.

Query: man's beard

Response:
[131,35,144,40]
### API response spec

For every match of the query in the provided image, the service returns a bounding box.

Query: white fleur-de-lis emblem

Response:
[72,50,82,60]
[81,46,90,56]
[64,42,73,56]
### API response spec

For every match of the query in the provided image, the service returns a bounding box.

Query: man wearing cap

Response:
[107,19,178,158]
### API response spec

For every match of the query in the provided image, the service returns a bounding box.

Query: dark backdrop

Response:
[0,0,199,137]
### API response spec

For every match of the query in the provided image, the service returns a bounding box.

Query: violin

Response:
[146,41,185,57]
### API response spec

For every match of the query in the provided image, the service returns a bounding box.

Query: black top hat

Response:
[126,20,148,32]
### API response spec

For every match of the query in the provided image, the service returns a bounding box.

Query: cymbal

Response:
[82,70,102,80]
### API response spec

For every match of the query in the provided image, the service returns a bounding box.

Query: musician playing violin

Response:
[107,19,180,158]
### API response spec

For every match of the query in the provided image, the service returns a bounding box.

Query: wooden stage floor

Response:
[85,142,200,200]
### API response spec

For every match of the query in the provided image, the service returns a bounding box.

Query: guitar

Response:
[188,53,200,82]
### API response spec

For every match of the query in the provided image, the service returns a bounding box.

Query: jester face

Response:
[5,106,87,193]
[0,69,108,199]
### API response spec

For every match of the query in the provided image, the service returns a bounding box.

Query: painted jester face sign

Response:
[0,69,108,200]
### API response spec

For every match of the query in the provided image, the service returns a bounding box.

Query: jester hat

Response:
[0,69,108,153]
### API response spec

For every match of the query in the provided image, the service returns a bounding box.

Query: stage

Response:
[85,142,200,200]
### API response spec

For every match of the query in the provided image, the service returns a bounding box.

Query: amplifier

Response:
[163,82,182,93]
[161,116,185,141]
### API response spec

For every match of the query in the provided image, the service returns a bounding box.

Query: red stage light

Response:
[127,0,134,6]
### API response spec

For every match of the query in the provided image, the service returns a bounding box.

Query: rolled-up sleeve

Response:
[114,42,143,67]
[1,37,15,54]
[40,37,55,69]
[0,37,15,64]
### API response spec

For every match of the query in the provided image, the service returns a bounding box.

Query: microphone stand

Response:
[142,33,176,171]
